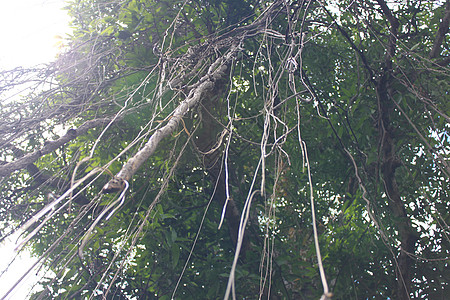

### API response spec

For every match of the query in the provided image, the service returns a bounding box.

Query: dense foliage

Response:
[0,0,448,299]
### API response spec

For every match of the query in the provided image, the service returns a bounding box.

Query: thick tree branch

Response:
[430,0,450,59]
[376,0,399,71]
[378,81,418,300]
[376,0,399,31]
[376,36,415,300]
[193,83,250,257]
[7,145,89,205]
[375,3,418,299]
[0,117,113,178]
[102,49,238,193]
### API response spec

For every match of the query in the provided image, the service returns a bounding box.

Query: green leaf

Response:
[171,244,180,268]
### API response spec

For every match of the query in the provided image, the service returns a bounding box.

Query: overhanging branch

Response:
[102,48,238,193]
[0,117,114,178]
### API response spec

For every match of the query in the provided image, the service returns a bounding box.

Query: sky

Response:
[0,1,72,298]
[0,0,71,69]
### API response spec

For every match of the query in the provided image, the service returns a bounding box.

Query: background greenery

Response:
[0,0,448,299]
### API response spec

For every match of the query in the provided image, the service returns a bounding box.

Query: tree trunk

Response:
[377,73,418,300]
[193,77,250,257]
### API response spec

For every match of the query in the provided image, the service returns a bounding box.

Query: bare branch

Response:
[0,117,114,178]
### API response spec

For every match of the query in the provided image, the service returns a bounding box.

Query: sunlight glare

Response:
[0,0,71,69]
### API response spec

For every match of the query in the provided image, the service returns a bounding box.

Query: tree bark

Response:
[102,52,236,193]
[429,0,450,59]
[0,117,113,178]
[377,74,418,300]
[375,1,418,299]
[192,71,250,257]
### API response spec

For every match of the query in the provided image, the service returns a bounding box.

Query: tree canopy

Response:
[0,0,449,299]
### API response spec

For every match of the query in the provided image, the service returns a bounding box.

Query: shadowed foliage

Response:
[0,1,448,299]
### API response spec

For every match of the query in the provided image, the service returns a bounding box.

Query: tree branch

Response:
[376,0,399,71]
[102,49,238,193]
[322,5,376,83]
[430,0,450,59]
[0,117,113,178]
[376,0,399,31]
